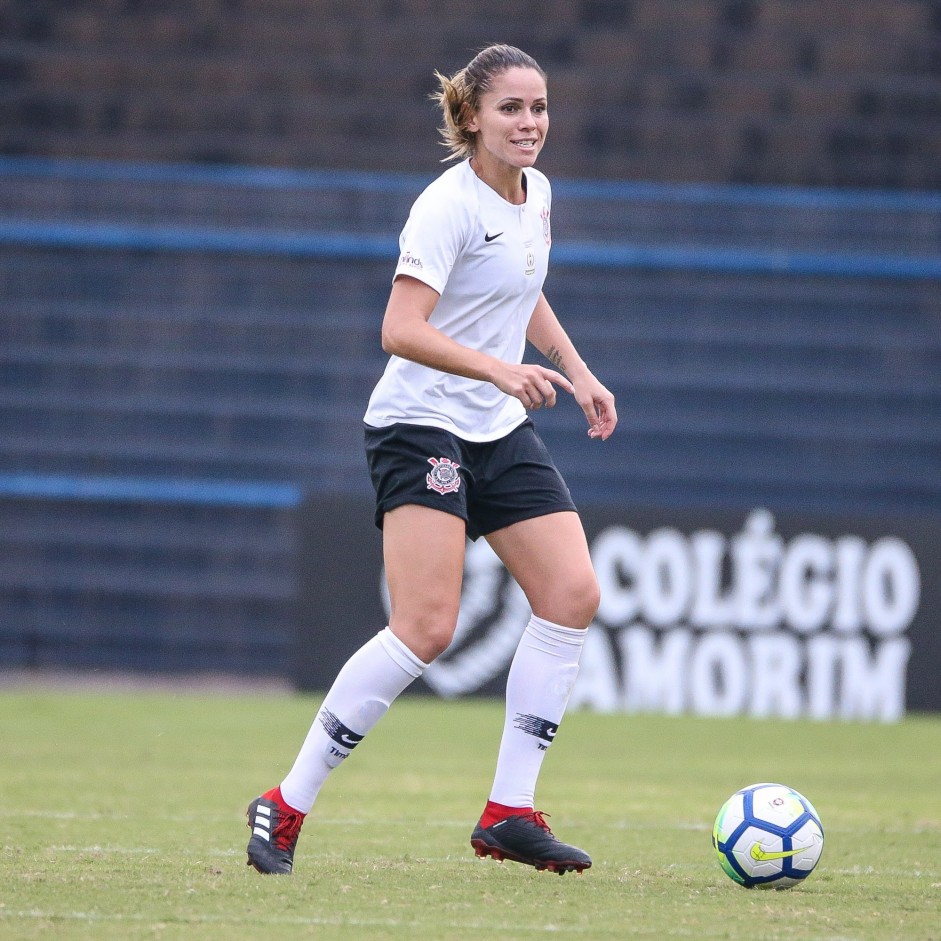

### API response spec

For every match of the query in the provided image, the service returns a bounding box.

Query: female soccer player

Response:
[247,43,617,876]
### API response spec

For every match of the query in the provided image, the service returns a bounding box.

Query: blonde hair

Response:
[432,44,547,161]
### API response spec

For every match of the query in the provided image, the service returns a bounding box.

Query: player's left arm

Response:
[526,291,618,441]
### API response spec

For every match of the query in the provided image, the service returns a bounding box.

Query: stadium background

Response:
[0,0,939,716]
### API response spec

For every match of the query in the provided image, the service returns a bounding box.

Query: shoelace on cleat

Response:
[270,809,304,850]
[526,811,552,833]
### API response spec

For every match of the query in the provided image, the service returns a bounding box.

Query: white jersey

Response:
[363,158,552,442]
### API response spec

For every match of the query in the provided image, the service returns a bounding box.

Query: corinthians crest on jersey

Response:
[426,456,461,494]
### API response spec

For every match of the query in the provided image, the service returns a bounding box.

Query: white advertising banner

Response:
[570,509,920,722]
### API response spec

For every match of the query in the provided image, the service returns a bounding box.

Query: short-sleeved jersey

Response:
[363,158,552,442]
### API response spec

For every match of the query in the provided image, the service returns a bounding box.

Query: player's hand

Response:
[574,375,617,440]
[495,363,574,410]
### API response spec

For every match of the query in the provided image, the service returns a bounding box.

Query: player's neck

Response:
[470,156,527,205]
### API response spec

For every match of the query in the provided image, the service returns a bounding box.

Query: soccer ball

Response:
[712,782,824,889]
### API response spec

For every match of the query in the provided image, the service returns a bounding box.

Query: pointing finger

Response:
[544,369,575,395]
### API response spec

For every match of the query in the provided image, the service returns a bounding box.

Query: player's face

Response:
[468,67,548,170]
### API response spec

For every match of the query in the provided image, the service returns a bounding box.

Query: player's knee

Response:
[537,570,600,630]
[571,572,602,626]
[420,621,458,661]
[389,610,457,663]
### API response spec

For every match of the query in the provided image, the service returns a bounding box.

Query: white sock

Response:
[279,627,427,813]
[488,615,586,809]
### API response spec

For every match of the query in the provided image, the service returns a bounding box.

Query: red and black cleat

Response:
[246,789,305,874]
[471,810,591,875]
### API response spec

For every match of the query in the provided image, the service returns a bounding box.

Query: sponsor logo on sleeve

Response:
[399,251,423,270]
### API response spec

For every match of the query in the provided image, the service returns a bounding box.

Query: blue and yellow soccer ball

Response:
[712,783,824,889]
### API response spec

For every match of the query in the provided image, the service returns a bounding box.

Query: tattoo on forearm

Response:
[547,345,566,374]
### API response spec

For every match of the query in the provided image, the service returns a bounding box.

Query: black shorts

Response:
[364,419,578,540]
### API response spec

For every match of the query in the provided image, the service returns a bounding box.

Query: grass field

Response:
[1,686,938,940]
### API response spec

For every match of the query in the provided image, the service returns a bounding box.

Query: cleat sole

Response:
[470,838,590,875]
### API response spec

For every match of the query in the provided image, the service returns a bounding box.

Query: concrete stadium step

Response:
[0,158,420,232]
[0,591,293,674]
[0,496,292,591]
[0,492,296,673]
[0,425,367,487]
[0,246,392,315]
[551,438,941,516]
[0,494,290,551]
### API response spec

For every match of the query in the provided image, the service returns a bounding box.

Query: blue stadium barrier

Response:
[2,219,940,280]
[0,472,301,508]
[3,156,940,280]
[4,154,941,211]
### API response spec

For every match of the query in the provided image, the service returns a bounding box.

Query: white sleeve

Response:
[393,185,471,295]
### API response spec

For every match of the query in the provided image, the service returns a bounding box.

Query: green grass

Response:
[1,688,939,940]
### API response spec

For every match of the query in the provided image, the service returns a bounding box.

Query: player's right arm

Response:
[381,275,572,411]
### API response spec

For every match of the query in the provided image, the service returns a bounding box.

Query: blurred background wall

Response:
[0,1,939,712]
[2,0,941,186]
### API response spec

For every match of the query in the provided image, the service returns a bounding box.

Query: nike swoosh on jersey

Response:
[484,231,503,242]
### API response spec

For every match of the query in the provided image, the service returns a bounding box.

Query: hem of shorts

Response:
[474,500,579,539]
[374,495,469,531]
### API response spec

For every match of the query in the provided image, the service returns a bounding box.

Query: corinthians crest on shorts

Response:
[426,456,461,494]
